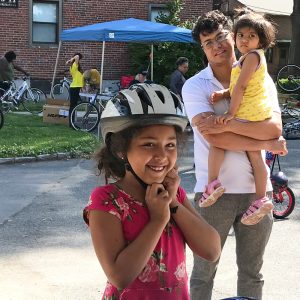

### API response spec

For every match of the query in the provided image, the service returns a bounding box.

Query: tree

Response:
[289,0,300,65]
[128,0,205,86]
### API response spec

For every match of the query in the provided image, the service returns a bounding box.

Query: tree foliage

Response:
[128,0,206,86]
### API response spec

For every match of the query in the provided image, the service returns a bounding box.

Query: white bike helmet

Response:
[100,83,188,142]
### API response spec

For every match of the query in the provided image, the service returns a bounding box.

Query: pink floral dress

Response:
[84,184,189,300]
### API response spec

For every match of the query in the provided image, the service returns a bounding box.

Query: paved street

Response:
[0,137,300,300]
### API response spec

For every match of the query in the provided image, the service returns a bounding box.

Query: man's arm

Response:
[193,112,282,140]
[192,112,285,153]
[12,61,29,76]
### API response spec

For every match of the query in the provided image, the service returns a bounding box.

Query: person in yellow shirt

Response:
[66,53,84,127]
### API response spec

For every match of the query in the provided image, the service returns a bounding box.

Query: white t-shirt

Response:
[182,64,280,194]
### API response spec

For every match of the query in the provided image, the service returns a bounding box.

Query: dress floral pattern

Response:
[84,184,189,300]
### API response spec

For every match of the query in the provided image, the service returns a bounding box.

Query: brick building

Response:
[0,0,213,86]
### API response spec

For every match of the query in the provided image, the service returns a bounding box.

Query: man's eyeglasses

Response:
[201,31,230,50]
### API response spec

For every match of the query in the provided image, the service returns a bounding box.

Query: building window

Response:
[149,4,169,22]
[32,0,59,44]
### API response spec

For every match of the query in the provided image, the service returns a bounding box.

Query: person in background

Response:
[66,53,84,127]
[129,69,152,87]
[0,51,29,90]
[83,68,101,92]
[169,57,189,98]
[182,10,286,299]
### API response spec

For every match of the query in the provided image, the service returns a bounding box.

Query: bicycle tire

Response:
[22,88,47,115]
[70,102,100,132]
[277,64,300,92]
[52,83,70,100]
[272,186,295,219]
[0,87,12,113]
[0,109,4,129]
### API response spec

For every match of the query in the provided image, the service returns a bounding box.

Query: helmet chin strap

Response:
[124,161,148,190]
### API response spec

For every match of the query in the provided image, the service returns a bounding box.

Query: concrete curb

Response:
[0,152,73,165]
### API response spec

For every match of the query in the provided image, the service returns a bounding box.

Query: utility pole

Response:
[289,0,300,65]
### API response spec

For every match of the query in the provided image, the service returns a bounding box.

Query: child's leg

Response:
[241,151,273,225]
[200,146,225,207]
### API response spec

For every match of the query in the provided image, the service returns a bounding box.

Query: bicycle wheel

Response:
[22,88,47,114]
[52,83,69,100]
[277,64,300,92]
[272,187,295,219]
[70,102,100,132]
[0,109,4,129]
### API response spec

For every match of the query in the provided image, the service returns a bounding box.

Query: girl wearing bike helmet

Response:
[83,83,221,299]
[199,9,288,225]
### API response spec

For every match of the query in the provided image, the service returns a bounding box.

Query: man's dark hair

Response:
[176,57,189,67]
[4,51,17,62]
[192,10,233,44]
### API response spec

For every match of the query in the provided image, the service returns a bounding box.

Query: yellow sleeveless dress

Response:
[229,49,273,121]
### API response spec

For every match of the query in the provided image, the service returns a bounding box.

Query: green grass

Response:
[0,113,101,158]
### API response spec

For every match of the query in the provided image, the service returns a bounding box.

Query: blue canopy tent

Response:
[53,18,194,93]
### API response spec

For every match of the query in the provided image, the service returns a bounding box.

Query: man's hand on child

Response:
[215,113,234,125]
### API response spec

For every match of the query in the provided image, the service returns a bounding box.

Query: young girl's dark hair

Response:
[233,8,277,50]
[94,125,186,181]
[74,52,83,73]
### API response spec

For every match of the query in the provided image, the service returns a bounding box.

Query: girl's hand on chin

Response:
[146,183,172,223]
[163,166,180,201]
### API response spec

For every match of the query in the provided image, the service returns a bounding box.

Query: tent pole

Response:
[51,41,61,98]
[100,41,105,93]
[97,41,106,141]
[151,44,154,81]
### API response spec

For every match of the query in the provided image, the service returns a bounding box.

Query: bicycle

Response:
[277,64,300,93]
[0,77,46,115]
[266,152,295,219]
[279,103,300,139]
[70,89,114,132]
[51,71,71,100]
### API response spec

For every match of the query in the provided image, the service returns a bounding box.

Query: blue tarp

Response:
[60,18,194,43]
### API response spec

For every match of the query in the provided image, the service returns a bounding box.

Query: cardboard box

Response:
[43,98,69,125]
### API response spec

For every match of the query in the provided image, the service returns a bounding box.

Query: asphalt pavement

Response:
[0,137,300,300]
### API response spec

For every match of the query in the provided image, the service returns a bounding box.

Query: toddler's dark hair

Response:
[233,8,277,49]
[94,125,186,181]
[192,10,233,43]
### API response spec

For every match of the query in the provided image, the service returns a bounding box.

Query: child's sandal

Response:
[199,179,225,208]
[241,196,274,226]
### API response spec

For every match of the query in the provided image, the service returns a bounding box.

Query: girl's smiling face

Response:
[126,125,178,185]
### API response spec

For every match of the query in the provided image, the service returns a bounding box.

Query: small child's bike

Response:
[266,152,295,219]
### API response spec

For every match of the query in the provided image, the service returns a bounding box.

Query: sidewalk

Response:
[0,140,300,299]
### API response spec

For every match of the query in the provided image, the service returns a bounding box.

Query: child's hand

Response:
[146,183,172,224]
[215,113,234,125]
[209,91,224,104]
[163,166,180,201]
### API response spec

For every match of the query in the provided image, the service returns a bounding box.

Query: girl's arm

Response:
[88,183,171,290]
[170,198,221,262]
[228,52,259,116]
[163,168,221,261]
[66,55,79,65]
